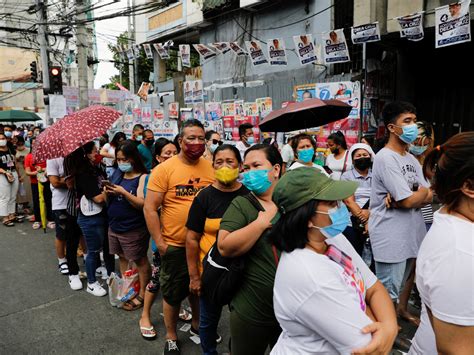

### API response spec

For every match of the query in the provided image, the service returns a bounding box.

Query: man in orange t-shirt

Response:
[144,119,214,353]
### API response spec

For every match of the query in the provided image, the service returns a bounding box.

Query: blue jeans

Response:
[77,212,114,283]
[200,296,222,355]
[376,258,414,301]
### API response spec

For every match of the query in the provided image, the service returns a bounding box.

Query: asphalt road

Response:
[0,222,417,354]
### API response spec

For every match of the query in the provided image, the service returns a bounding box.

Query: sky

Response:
[93,0,128,88]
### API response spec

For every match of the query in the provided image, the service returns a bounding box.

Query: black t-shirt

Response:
[0,150,15,171]
[75,167,106,200]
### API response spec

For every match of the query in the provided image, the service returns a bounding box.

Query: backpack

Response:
[201,193,278,306]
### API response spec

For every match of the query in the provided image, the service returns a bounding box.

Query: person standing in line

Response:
[144,120,214,354]
[326,131,351,180]
[151,138,178,169]
[288,133,329,176]
[202,130,222,161]
[100,132,126,178]
[186,144,249,355]
[0,133,19,227]
[280,136,295,175]
[47,157,83,290]
[14,136,32,215]
[130,124,144,147]
[409,132,474,354]
[137,129,155,172]
[368,101,433,351]
[235,123,254,160]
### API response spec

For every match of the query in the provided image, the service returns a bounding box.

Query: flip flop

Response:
[179,308,192,322]
[3,220,14,227]
[399,313,421,327]
[123,295,144,311]
[140,325,157,340]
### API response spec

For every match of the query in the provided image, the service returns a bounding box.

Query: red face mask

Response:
[184,143,205,160]
[94,154,103,165]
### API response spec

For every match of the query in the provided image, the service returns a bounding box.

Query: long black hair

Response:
[153,138,178,168]
[328,131,348,150]
[213,144,242,164]
[270,199,318,252]
[64,141,96,177]
[110,132,126,148]
[115,141,148,174]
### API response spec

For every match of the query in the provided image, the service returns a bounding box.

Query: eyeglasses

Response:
[212,139,224,146]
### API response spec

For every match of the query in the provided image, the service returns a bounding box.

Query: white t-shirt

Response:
[409,210,474,354]
[46,158,68,211]
[272,235,377,355]
[235,141,250,160]
[326,151,352,180]
[281,144,294,166]
[288,161,329,177]
[101,143,115,167]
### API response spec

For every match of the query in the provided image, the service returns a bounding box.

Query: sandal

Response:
[32,222,41,230]
[179,308,192,322]
[140,325,157,340]
[3,219,14,227]
[398,311,421,327]
[123,295,144,311]
[58,262,69,275]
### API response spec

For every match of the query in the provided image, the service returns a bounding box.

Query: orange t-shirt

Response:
[147,155,215,247]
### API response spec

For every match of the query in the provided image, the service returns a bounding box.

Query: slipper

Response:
[123,295,144,311]
[3,220,14,227]
[140,325,157,340]
[398,312,421,327]
[32,222,41,230]
[179,308,192,322]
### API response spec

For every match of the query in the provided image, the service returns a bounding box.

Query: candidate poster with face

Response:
[351,23,381,44]
[243,102,258,117]
[234,100,245,120]
[267,38,287,66]
[179,45,191,67]
[293,34,318,65]
[397,13,424,41]
[192,80,203,104]
[323,29,351,64]
[184,81,193,106]
[193,103,205,122]
[229,42,247,56]
[143,44,154,59]
[193,44,217,60]
[256,97,272,118]
[180,109,194,121]
[133,44,142,57]
[153,109,164,120]
[168,102,179,119]
[222,102,235,118]
[126,48,135,61]
[294,84,316,102]
[245,41,268,66]
[435,1,471,48]
[209,42,231,54]
[153,43,170,59]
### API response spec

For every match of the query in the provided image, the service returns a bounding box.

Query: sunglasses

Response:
[212,139,224,146]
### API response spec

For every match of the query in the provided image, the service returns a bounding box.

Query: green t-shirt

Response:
[219,195,279,327]
[137,144,153,172]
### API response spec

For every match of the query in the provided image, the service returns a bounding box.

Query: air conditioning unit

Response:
[240,0,269,9]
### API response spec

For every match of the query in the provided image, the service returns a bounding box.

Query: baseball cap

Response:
[272,167,358,222]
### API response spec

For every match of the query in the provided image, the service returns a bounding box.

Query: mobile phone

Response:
[101,180,114,188]
[322,165,333,175]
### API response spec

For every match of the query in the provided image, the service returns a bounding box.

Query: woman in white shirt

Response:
[288,133,328,176]
[326,131,352,180]
[100,132,126,178]
[410,132,474,355]
[270,167,397,355]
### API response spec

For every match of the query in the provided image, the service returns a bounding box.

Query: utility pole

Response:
[127,0,135,93]
[36,0,51,125]
[76,0,89,109]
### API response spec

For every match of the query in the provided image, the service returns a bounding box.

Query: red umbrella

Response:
[33,105,121,161]
[259,98,353,132]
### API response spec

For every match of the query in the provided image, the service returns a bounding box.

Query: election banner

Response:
[229,42,247,56]
[168,102,179,119]
[222,102,235,118]
[193,103,205,122]
[234,100,245,120]
[256,97,272,118]
[179,45,191,67]
[153,43,170,59]
[294,84,316,102]
[351,23,381,43]
[267,38,287,66]
[397,12,424,41]
[184,81,193,106]
[192,80,204,104]
[141,106,152,124]
[193,44,217,60]
[293,34,318,65]
[323,29,351,64]
[126,48,134,61]
[245,41,268,66]
[205,102,222,121]
[143,44,154,59]
[153,109,164,120]
[435,1,471,48]
[243,102,258,117]
[151,120,179,140]
[133,44,142,57]
[180,108,193,121]
[204,119,224,135]
[209,42,231,54]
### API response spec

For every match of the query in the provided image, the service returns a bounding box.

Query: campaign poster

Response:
[209,42,231,54]
[256,97,272,118]
[204,119,224,136]
[153,109,164,120]
[137,82,151,102]
[153,43,170,59]
[193,103,205,122]
[180,108,194,121]
[351,23,381,44]
[141,106,152,124]
[435,1,471,48]
[126,48,134,61]
[132,108,142,122]
[293,34,318,65]
[229,42,247,56]
[122,122,134,137]
[397,13,424,41]
[205,102,222,121]
[221,102,235,118]
[184,81,193,106]
[179,45,191,67]
[133,44,142,57]
[243,102,258,117]
[222,116,236,142]
[267,38,287,66]
[245,41,268,66]
[151,120,179,140]
[168,102,179,119]
[143,44,154,59]
[294,83,317,102]
[234,100,245,121]
[192,80,204,104]
[193,44,217,60]
[322,29,351,64]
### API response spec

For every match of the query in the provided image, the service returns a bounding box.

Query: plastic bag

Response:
[107,272,123,308]
[19,182,26,197]
[118,268,140,303]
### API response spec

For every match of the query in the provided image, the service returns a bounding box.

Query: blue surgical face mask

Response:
[247,136,255,145]
[395,124,418,144]
[242,169,272,195]
[25,141,31,148]
[4,131,12,138]
[209,143,219,154]
[118,162,133,173]
[136,135,143,141]
[409,144,427,156]
[311,203,350,239]
[298,148,314,163]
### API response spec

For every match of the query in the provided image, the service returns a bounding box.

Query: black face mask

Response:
[332,148,340,155]
[145,139,154,147]
[354,157,372,171]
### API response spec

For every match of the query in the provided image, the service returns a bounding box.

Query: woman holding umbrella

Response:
[0,132,19,226]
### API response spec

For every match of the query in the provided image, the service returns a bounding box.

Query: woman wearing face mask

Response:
[65,141,115,297]
[326,131,351,180]
[288,133,329,176]
[15,136,33,215]
[0,133,20,227]
[100,132,126,178]
[152,138,178,169]
[270,168,397,355]
[217,144,282,355]
[341,143,375,256]
[106,142,151,311]
[203,130,222,161]
[186,144,249,354]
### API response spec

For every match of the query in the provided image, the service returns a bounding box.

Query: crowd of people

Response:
[0,100,472,355]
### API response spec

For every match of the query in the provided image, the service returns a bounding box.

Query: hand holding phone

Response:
[101,180,114,188]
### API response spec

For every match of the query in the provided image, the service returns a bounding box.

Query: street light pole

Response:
[36,0,51,125]
[76,0,89,109]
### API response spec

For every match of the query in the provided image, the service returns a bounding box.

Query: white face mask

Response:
[0,139,7,147]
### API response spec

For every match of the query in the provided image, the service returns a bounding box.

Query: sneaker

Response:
[32,222,41,230]
[58,262,69,275]
[189,327,222,344]
[68,274,83,290]
[86,281,107,297]
[163,339,180,354]
[95,266,108,279]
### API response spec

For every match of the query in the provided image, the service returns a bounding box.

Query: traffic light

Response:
[49,66,63,94]
[30,61,38,82]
